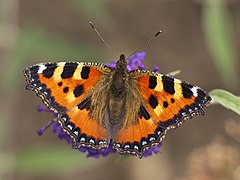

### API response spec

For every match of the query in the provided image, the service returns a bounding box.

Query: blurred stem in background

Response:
[202,0,239,89]
[0,0,19,178]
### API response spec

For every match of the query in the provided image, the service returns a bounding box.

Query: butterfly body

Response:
[108,54,128,127]
[24,54,211,158]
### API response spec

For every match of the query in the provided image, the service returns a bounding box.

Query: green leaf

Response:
[202,0,238,88]
[15,146,103,175]
[209,89,240,115]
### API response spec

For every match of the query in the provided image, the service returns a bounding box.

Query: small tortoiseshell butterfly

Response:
[24,54,211,158]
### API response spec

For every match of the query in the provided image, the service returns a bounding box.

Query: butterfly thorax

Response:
[111,54,128,97]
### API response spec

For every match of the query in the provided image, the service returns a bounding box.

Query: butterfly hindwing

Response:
[24,62,111,148]
[112,115,166,157]
[59,96,108,149]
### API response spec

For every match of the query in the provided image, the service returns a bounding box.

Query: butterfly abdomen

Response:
[108,97,126,125]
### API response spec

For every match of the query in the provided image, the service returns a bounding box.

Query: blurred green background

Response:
[0,0,240,179]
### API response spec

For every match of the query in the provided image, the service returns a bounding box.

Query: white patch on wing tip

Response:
[191,87,198,97]
[37,65,47,74]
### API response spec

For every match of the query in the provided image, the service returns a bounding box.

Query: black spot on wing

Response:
[197,88,206,100]
[148,76,157,89]
[163,101,168,108]
[149,94,158,109]
[73,85,84,97]
[58,82,63,86]
[81,66,90,79]
[162,75,175,95]
[139,105,151,120]
[181,82,193,98]
[195,88,210,104]
[77,97,91,110]
[63,87,69,93]
[61,63,78,79]
[42,63,57,78]
[29,66,39,75]
[182,81,193,89]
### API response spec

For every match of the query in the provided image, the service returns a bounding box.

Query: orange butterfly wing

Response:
[137,73,211,127]
[112,70,211,157]
[24,62,111,149]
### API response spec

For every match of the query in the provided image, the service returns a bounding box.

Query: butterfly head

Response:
[116,54,127,69]
[114,54,128,80]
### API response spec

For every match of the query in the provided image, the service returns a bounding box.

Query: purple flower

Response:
[37,52,162,158]
[105,60,117,70]
[127,52,146,71]
[143,144,162,157]
[106,52,153,72]
[152,65,160,73]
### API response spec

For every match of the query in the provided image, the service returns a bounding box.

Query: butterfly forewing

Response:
[135,71,211,128]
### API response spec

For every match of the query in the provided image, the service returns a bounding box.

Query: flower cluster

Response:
[37,52,162,158]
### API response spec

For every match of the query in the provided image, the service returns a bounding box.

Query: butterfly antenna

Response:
[89,22,116,57]
[128,31,162,59]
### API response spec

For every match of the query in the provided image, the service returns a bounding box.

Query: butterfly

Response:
[24,53,211,158]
